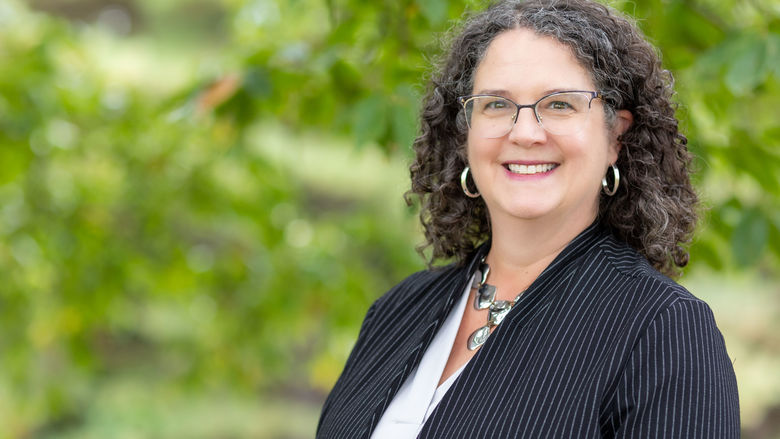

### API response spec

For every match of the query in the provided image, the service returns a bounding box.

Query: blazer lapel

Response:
[362,245,490,435]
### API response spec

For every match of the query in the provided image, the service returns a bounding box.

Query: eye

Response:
[539,93,588,115]
[485,99,508,110]
[547,100,573,111]
[477,97,514,115]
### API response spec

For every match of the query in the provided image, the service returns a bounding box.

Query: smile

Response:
[505,163,557,175]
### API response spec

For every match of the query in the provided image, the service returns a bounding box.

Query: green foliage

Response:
[1,0,779,436]
[619,0,780,269]
[221,0,780,269]
[0,2,421,435]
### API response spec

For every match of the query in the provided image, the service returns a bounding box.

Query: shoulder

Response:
[337,262,468,354]
[579,231,730,358]
[375,241,489,307]
[594,231,703,309]
[600,264,740,436]
[371,262,467,314]
[593,231,734,366]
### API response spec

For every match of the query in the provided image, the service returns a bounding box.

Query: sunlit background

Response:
[1,0,778,437]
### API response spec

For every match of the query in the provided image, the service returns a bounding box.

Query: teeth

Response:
[506,163,556,175]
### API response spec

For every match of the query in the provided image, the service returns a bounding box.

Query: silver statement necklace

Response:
[467,258,526,351]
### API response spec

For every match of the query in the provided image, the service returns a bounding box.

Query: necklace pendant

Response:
[488,300,511,326]
[467,325,491,350]
[472,269,483,288]
[474,284,496,310]
[478,261,490,286]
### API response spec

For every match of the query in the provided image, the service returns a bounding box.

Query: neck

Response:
[484,212,596,293]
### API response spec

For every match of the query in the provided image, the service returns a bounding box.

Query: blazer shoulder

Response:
[373,263,464,311]
[596,233,703,309]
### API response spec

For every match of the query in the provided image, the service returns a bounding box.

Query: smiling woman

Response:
[463,28,632,246]
[317,0,740,437]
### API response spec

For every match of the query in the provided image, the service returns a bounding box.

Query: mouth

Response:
[504,163,558,175]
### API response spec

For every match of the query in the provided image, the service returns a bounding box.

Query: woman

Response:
[318,0,740,437]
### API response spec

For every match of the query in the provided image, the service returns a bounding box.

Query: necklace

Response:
[467,258,525,351]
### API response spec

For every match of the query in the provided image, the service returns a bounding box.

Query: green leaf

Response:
[768,218,780,260]
[391,104,416,152]
[417,0,448,25]
[390,85,419,152]
[690,237,724,271]
[731,207,769,267]
[768,33,780,78]
[352,96,388,148]
[724,35,769,96]
[330,59,362,95]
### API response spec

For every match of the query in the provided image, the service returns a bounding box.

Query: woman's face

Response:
[466,28,630,231]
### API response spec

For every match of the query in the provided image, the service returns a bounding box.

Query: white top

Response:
[370,273,474,439]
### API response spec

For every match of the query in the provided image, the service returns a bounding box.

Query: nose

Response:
[507,107,547,145]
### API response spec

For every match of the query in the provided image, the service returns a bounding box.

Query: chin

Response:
[504,205,557,221]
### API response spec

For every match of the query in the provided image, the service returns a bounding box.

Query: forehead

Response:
[472,28,594,96]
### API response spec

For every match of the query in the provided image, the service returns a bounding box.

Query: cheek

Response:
[465,135,492,164]
[577,125,617,166]
[465,133,476,162]
[594,118,620,163]
[558,132,592,160]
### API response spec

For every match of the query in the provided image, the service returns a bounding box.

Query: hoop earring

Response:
[461,166,480,198]
[602,164,620,196]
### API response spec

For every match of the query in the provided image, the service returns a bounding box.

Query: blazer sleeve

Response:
[602,298,740,438]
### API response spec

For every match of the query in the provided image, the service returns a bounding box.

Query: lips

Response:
[505,163,558,175]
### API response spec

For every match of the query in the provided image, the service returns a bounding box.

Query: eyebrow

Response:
[474,88,580,98]
[475,89,510,96]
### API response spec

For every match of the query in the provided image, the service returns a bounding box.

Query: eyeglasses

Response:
[457,91,603,138]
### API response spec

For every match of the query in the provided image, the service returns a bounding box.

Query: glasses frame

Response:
[457,90,603,137]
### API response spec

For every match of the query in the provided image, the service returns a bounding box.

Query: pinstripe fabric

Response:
[317,224,740,438]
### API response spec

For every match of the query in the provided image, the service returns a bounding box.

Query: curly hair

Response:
[406,0,698,278]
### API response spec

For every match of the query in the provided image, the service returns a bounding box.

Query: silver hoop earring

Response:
[602,164,620,196]
[461,166,480,198]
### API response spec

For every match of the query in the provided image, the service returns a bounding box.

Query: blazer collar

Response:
[462,220,605,286]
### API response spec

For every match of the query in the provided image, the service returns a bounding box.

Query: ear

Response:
[609,109,633,160]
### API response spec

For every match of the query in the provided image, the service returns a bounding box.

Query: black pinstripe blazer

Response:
[317,224,740,438]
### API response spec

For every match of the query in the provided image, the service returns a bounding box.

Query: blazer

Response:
[317,224,740,438]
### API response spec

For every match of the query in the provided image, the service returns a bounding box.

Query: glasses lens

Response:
[464,96,516,138]
[536,92,591,135]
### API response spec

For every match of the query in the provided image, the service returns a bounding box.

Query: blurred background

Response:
[0,0,778,437]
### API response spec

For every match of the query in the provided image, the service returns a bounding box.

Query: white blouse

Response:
[370,274,474,438]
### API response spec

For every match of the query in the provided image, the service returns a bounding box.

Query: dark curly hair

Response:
[406,0,698,278]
